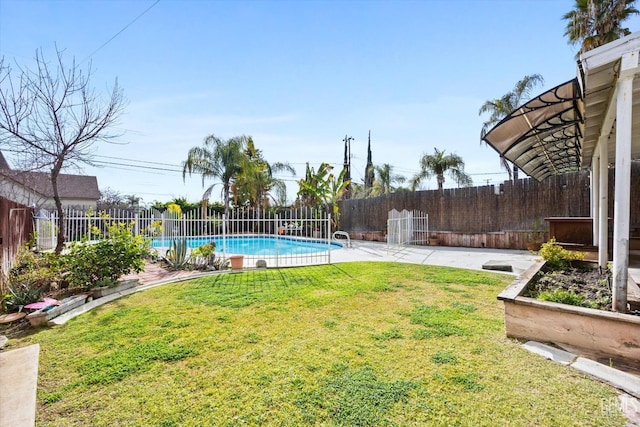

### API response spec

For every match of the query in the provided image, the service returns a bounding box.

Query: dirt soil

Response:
[526,265,614,310]
[527,264,640,316]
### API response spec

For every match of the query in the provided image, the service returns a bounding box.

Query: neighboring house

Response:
[0,152,100,210]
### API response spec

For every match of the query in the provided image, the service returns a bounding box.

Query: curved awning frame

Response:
[481,79,584,181]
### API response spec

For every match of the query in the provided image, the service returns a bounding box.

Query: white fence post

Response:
[161,211,166,248]
[327,214,332,264]
[275,213,280,269]
[222,213,227,259]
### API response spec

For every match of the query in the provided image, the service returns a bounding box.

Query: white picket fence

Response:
[35,207,337,268]
[387,209,429,248]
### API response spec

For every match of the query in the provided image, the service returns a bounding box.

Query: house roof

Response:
[0,152,100,200]
[0,152,10,170]
[2,170,100,200]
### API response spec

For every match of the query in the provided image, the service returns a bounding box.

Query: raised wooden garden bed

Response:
[498,260,640,362]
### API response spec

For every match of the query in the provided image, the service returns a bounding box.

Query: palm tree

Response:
[478,73,544,179]
[412,148,472,191]
[233,141,295,209]
[348,182,369,199]
[296,162,350,228]
[326,166,350,229]
[125,194,142,209]
[182,134,248,217]
[297,162,333,209]
[564,0,639,56]
[371,163,406,196]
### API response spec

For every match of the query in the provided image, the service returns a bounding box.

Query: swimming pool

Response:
[152,235,342,256]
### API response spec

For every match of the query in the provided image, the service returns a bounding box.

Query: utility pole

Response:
[343,134,354,198]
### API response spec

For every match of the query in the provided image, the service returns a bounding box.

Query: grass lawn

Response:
[9,262,625,426]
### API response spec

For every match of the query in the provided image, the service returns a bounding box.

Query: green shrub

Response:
[4,247,59,311]
[539,237,585,269]
[62,220,150,289]
[1,294,11,312]
[164,238,189,270]
[189,242,216,270]
[538,289,597,308]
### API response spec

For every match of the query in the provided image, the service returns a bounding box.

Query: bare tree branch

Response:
[0,47,126,253]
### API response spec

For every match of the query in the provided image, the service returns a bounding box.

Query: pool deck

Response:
[332,241,538,275]
[338,241,640,283]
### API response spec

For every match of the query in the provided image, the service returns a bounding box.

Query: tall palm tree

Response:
[371,163,406,196]
[478,73,544,179]
[233,140,295,209]
[412,148,472,191]
[564,0,639,56]
[182,134,248,217]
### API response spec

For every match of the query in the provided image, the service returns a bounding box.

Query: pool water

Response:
[152,235,342,256]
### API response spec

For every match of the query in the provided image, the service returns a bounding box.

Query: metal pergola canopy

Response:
[481,79,584,181]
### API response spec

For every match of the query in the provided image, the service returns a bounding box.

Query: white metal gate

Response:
[387,209,429,248]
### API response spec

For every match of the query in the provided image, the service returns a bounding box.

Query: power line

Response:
[92,159,183,173]
[92,157,507,182]
[2,148,508,187]
[92,161,300,182]
[81,0,161,64]
[469,171,507,176]
[94,154,179,168]
[92,163,174,176]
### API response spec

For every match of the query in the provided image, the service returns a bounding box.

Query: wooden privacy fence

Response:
[0,198,34,294]
[338,165,640,250]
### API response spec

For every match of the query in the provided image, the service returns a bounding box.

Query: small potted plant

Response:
[190,242,216,270]
[229,255,244,270]
[429,234,439,246]
[526,218,545,252]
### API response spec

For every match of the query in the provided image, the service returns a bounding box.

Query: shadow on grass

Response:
[177,265,355,308]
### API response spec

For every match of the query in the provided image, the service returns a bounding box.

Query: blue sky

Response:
[1,0,637,206]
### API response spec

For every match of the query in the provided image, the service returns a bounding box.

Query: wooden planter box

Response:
[92,278,139,298]
[498,261,640,361]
